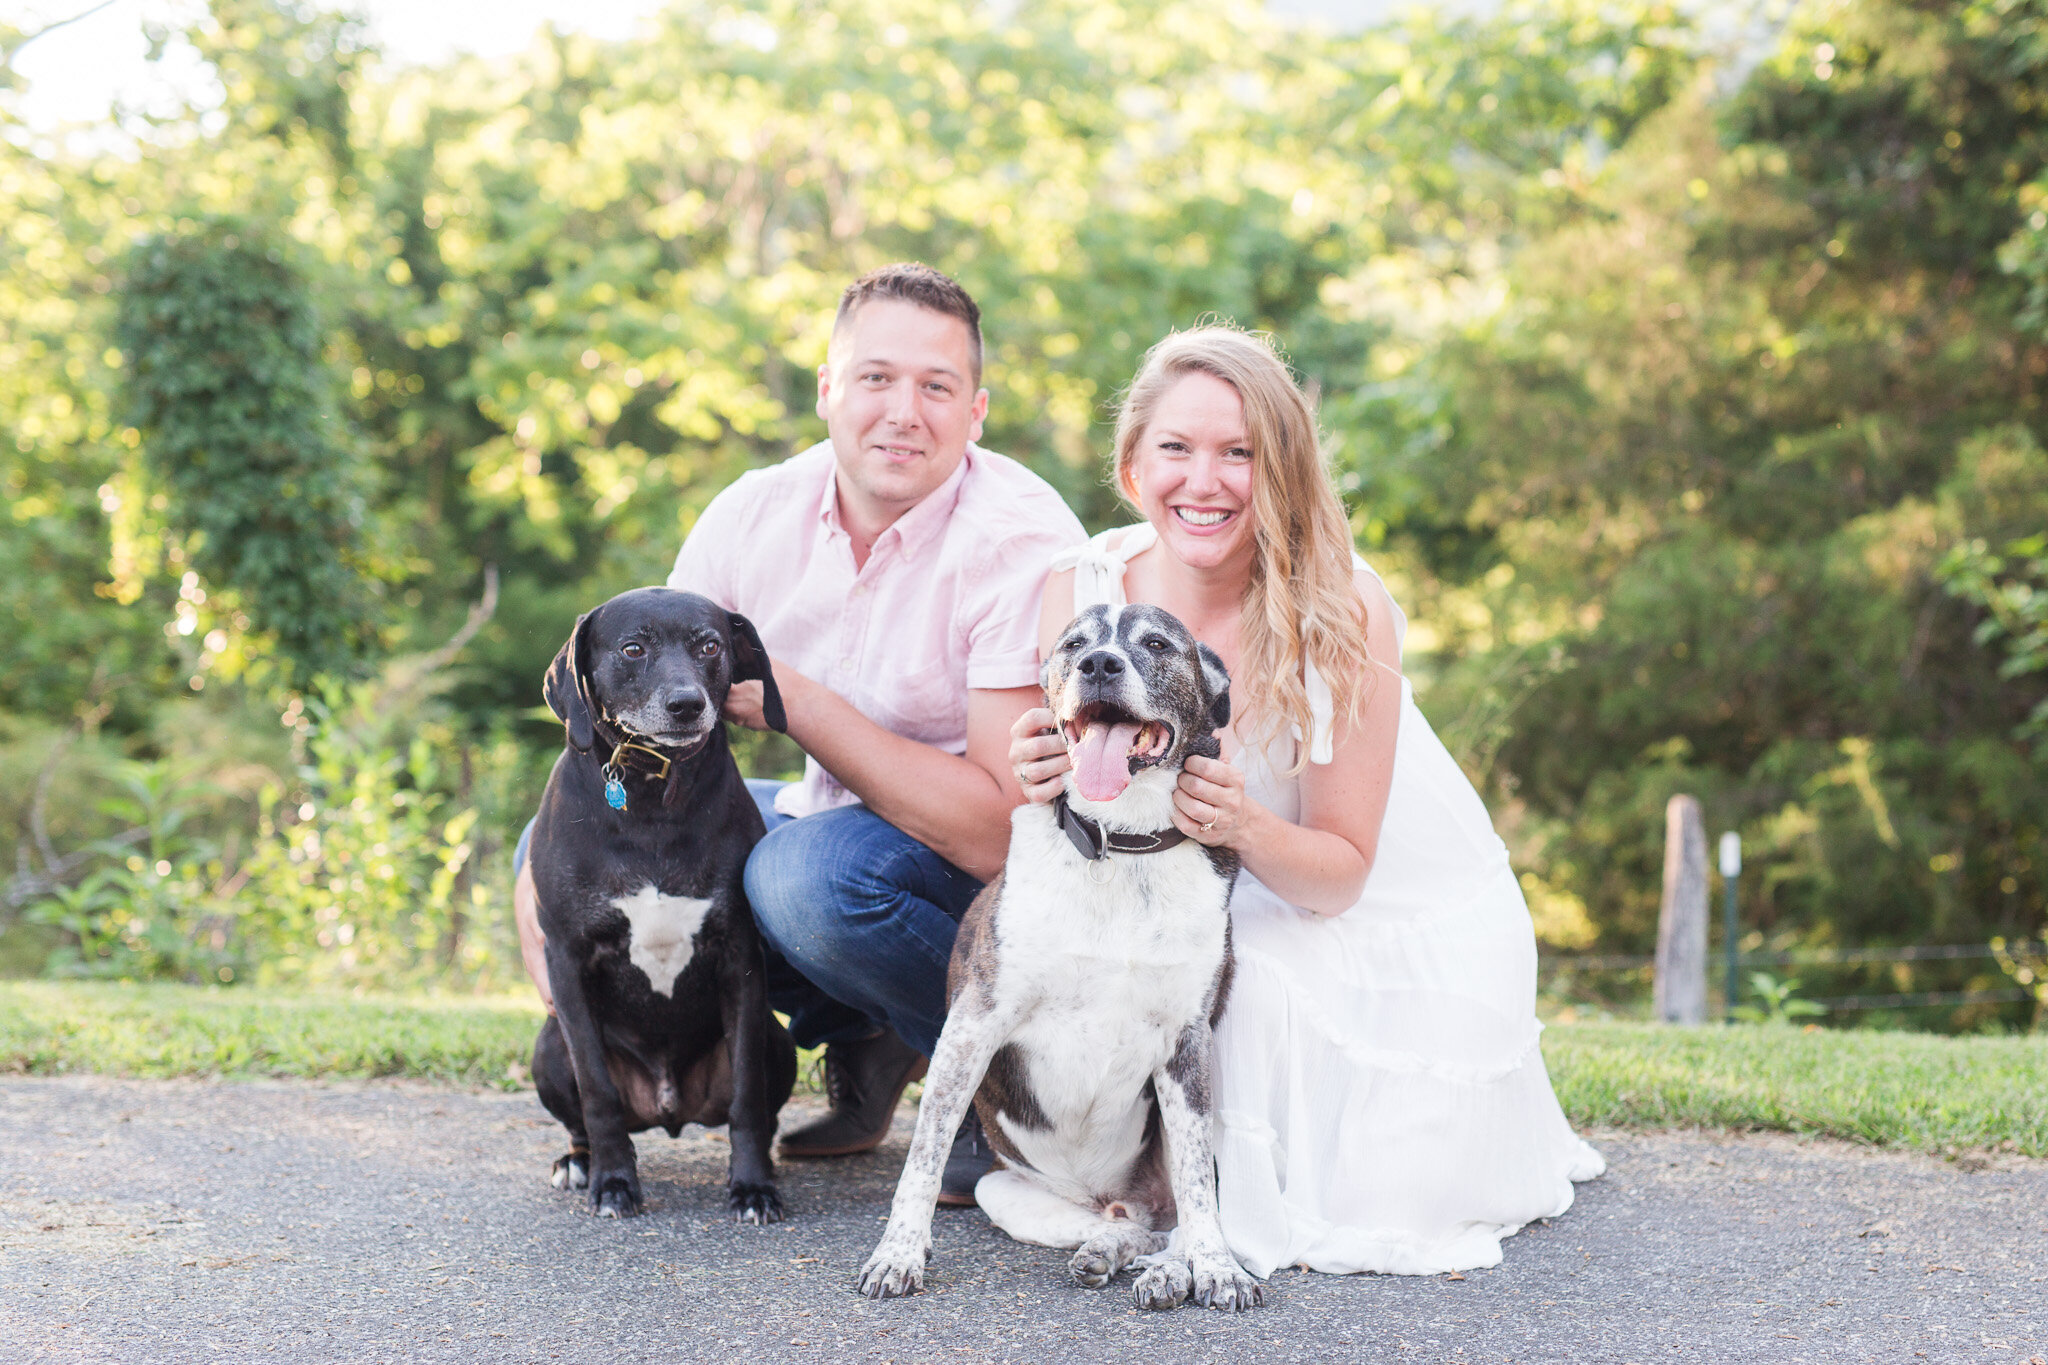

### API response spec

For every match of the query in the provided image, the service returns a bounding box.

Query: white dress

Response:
[1054,525,1604,1277]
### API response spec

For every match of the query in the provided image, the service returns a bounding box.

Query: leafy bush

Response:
[232,674,531,990]
[26,762,242,983]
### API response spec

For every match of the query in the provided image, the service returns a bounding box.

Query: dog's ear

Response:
[726,610,786,734]
[1039,648,1063,703]
[1196,641,1231,733]
[543,611,597,753]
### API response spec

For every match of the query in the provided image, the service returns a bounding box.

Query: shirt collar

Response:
[813,442,976,563]
[888,446,973,562]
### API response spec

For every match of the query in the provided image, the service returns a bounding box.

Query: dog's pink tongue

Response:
[1072,720,1142,803]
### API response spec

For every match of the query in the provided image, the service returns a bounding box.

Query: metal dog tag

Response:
[603,767,627,810]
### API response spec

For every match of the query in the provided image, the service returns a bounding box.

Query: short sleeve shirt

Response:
[668,440,1086,818]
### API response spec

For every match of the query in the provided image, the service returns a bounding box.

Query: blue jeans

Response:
[742,780,983,1056]
[514,780,982,1057]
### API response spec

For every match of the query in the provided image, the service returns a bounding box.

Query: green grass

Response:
[1545,1021,2048,1157]
[3,984,2043,1156]
[0,981,544,1087]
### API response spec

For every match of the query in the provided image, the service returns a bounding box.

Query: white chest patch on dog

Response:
[612,886,712,997]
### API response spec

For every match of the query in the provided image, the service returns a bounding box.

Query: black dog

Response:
[530,586,797,1223]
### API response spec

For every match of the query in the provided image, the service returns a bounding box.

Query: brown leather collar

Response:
[607,738,679,780]
[593,715,707,809]
[1053,793,1189,861]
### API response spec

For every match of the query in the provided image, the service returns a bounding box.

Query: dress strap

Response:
[1299,659,1337,766]
[1296,552,1406,765]
[1050,524,1156,611]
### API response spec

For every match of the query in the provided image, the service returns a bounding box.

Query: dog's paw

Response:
[1189,1254,1263,1312]
[728,1182,783,1226]
[1131,1254,1192,1311]
[857,1235,930,1299]
[549,1151,589,1191]
[590,1172,643,1219]
[1069,1242,1118,1290]
[1070,1225,1165,1288]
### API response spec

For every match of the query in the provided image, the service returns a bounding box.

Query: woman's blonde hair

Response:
[1112,325,1371,774]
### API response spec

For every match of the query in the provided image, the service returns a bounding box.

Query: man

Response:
[513,263,1084,1202]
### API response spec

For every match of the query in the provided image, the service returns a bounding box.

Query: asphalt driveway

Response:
[2,1076,2042,1363]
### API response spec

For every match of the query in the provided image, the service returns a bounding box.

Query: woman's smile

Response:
[1131,371,1257,567]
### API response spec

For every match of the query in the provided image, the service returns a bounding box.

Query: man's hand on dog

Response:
[722,677,773,731]
[1007,706,1248,847]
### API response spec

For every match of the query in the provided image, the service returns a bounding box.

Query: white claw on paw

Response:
[857,1257,925,1299]
[1132,1258,1192,1311]
[1190,1256,1263,1312]
[858,1232,931,1300]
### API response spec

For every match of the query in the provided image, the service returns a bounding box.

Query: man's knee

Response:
[745,811,913,956]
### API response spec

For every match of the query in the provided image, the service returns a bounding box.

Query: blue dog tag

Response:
[605,774,627,810]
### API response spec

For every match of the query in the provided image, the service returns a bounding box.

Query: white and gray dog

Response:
[858,602,1263,1312]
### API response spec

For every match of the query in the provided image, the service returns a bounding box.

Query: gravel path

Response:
[2,1075,2042,1363]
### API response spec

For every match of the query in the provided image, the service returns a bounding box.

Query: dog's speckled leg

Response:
[1142,1021,1263,1311]
[856,998,1008,1299]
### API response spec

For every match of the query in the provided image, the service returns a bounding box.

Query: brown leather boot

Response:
[777,1028,928,1158]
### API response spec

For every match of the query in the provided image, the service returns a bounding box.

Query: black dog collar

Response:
[1053,793,1189,861]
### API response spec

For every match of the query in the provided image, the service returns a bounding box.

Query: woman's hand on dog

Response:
[1173,753,1248,848]
[1008,707,1069,805]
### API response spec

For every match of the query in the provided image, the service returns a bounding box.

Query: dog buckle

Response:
[602,763,627,811]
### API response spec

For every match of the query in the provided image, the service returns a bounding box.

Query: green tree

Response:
[1367,0,2048,1013]
[114,219,374,682]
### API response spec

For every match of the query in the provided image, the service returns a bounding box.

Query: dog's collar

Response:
[1053,793,1189,861]
[606,738,680,780]
[593,719,710,811]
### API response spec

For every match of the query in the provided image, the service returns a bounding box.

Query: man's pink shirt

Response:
[668,440,1085,818]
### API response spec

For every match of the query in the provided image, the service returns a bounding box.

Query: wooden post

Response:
[1655,795,1709,1025]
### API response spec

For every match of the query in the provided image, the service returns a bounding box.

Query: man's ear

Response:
[1196,642,1231,733]
[726,610,786,733]
[543,612,596,753]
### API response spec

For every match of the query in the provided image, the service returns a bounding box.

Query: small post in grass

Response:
[1719,831,1742,1025]
[1654,795,1709,1024]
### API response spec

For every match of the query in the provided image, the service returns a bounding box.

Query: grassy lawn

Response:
[3,982,2043,1156]
[1543,1021,2047,1157]
[0,981,544,1088]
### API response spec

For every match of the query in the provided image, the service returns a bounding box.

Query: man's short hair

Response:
[833,263,985,386]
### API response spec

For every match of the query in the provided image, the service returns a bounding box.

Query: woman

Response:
[1008,326,1604,1277]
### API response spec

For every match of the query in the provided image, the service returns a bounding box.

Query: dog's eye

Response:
[1144,636,1171,652]
[621,642,645,660]
[698,639,721,658]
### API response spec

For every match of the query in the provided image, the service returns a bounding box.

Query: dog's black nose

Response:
[664,690,707,721]
[1076,651,1125,679]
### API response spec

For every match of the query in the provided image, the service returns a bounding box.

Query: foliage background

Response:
[2,0,2042,1024]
